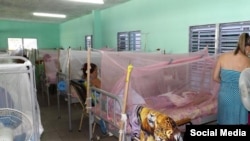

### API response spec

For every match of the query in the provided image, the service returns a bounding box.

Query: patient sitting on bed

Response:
[81,62,101,88]
[81,62,101,106]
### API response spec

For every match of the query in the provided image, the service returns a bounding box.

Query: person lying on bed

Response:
[81,62,101,106]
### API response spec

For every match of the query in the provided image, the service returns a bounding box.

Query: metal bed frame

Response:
[0,56,41,141]
[88,87,132,141]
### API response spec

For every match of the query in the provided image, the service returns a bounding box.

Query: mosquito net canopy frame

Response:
[100,49,219,122]
[0,56,43,141]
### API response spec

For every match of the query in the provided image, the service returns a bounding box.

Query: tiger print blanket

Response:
[135,105,183,141]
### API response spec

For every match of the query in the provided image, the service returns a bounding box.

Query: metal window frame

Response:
[189,24,216,54]
[189,21,250,54]
[117,30,141,51]
[85,35,93,50]
[219,21,250,53]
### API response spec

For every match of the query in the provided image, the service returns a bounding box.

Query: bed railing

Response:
[89,87,131,141]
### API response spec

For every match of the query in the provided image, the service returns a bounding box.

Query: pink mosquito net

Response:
[39,50,60,84]
[98,48,219,122]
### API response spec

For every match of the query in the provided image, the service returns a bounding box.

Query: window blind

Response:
[117,31,141,51]
[189,25,216,54]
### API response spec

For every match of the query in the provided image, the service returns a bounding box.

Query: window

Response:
[8,38,23,51]
[85,35,93,50]
[8,38,37,56]
[219,21,250,53]
[8,38,38,50]
[117,31,141,51]
[23,38,38,50]
[189,21,250,55]
[189,24,216,54]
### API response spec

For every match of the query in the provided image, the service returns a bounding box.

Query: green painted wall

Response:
[2,0,250,53]
[60,14,93,50]
[0,20,60,50]
[100,0,250,53]
[92,10,103,49]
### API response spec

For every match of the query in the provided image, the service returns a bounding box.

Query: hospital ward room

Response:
[1,0,250,141]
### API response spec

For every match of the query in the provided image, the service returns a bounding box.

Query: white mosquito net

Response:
[59,49,102,80]
[0,58,43,141]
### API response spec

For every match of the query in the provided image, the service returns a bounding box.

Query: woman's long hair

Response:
[234,33,250,55]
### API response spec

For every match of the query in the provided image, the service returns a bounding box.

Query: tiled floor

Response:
[37,86,118,141]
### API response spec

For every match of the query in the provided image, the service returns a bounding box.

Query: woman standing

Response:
[213,32,250,125]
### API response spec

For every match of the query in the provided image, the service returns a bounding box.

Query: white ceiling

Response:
[0,0,129,23]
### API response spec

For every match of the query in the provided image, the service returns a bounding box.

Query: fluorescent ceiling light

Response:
[33,12,66,18]
[68,0,104,4]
